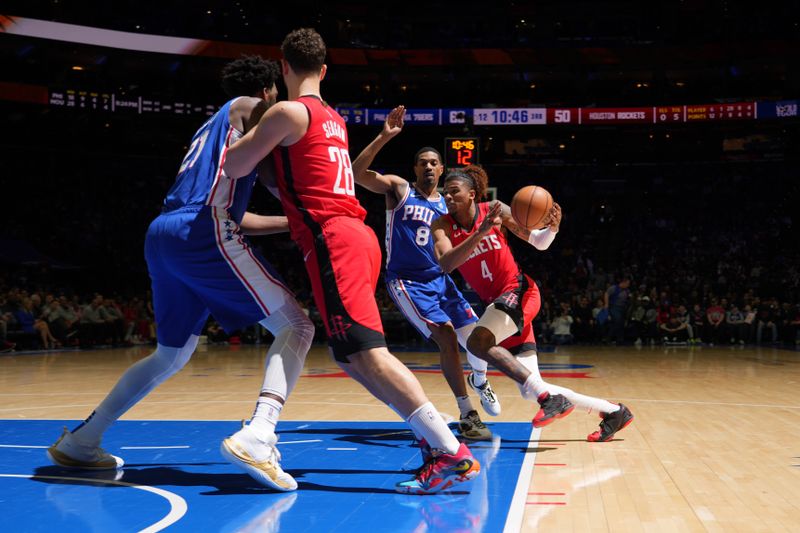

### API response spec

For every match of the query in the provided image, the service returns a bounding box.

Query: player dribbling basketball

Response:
[431,165,634,441]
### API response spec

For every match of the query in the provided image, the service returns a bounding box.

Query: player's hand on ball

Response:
[479,201,503,234]
[544,203,562,231]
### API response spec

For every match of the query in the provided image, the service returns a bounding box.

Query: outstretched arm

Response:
[433,202,503,273]
[223,101,308,178]
[501,202,562,250]
[352,106,408,198]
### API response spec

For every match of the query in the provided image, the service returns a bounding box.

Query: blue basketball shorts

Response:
[386,273,478,339]
[145,206,293,347]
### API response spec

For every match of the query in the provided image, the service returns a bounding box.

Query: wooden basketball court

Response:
[1,343,799,531]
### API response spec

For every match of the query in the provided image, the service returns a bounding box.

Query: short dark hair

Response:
[220,55,280,98]
[281,28,326,74]
[414,147,442,164]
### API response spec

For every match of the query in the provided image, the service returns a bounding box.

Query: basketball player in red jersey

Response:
[223,29,479,494]
[431,166,633,441]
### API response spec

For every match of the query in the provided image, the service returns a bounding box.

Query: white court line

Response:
[278,439,321,445]
[327,447,357,451]
[120,446,191,450]
[0,473,187,532]
[503,427,541,533]
[0,444,48,448]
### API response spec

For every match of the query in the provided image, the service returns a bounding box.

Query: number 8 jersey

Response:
[442,202,522,303]
[271,95,367,246]
[385,186,447,282]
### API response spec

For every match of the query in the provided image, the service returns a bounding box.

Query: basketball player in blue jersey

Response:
[352,106,501,441]
[47,56,315,492]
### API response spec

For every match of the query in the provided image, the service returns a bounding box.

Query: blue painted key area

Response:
[0,420,534,532]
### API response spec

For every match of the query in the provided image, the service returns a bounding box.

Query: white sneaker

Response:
[46,427,124,470]
[467,372,501,416]
[221,424,297,491]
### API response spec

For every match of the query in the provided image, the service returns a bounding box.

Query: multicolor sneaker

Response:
[418,438,433,464]
[46,427,124,470]
[221,424,297,491]
[532,392,575,428]
[467,372,501,416]
[457,410,492,441]
[396,443,480,494]
[587,403,634,442]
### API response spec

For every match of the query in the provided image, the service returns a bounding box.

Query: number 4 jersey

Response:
[442,202,522,303]
[271,95,367,246]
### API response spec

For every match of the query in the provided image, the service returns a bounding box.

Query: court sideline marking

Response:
[0,473,187,532]
[502,426,541,533]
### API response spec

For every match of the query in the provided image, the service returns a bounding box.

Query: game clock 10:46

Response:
[444,137,479,168]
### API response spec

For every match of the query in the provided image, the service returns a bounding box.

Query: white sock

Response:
[545,384,620,415]
[469,366,487,387]
[249,396,283,441]
[519,373,548,401]
[389,403,422,439]
[406,402,460,455]
[456,395,474,417]
[516,350,619,414]
[72,338,198,445]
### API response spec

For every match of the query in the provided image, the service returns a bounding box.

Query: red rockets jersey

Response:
[443,202,522,303]
[271,95,367,246]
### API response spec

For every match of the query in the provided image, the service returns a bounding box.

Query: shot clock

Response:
[444,137,479,168]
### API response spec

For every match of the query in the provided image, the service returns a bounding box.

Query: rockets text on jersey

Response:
[444,202,522,303]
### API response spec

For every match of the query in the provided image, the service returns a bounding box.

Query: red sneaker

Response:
[587,403,634,442]
[533,392,574,428]
[396,443,480,494]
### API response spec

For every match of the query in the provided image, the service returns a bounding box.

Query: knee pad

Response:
[260,301,315,351]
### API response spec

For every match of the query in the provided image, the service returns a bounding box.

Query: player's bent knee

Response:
[467,328,494,358]
[153,335,199,376]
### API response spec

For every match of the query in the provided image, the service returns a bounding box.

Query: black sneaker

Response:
[587,403,634,442]
[532,392,574,428]
[457,410,492,441]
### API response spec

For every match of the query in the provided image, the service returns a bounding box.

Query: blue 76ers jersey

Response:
[162,97,257,223]
[385,185,447,282]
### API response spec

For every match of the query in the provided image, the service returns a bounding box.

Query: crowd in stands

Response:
[2,137,798,353]
[0,287,156,352]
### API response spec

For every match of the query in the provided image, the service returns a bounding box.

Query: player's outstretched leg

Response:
[47,427,123,470]
[396,442,481,495]
[47,338,199,470]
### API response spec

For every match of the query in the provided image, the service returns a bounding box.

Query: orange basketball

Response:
[510,185,553,230]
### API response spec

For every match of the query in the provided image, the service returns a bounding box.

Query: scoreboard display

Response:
[444,137,479,168]
[48,88,217,116]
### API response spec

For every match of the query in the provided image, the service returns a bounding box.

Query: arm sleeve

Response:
[527,228,557,250]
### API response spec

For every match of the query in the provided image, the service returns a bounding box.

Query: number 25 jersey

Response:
[442,202,522,303]
[271,95,367,246]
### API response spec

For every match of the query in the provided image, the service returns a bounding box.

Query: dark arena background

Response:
[1,2,798,532]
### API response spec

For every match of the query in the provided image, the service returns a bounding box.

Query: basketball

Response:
[510,185,553,230]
